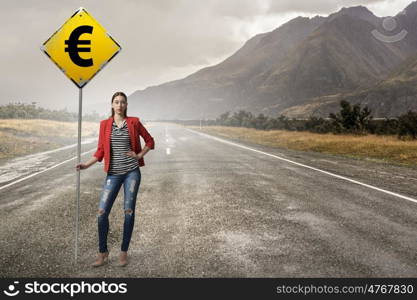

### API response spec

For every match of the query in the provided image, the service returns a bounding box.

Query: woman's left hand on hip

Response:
[126,150,142,160]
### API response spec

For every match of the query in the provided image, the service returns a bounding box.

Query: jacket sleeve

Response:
[138,120,155,149]
[93,121,105,162]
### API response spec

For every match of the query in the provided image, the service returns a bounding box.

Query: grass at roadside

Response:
[190,126,417,167]
[0,119,99,159]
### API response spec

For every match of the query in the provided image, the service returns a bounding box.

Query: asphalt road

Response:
[0,122,417,277]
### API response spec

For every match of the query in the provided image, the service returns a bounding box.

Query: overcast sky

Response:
[0,0,413,115]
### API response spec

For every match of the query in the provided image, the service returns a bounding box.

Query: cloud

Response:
[0,0,412,114]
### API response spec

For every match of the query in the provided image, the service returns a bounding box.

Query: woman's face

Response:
[112,95,127,116]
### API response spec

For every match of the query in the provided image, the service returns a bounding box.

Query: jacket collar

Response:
[108,115,132,124]
[107,116,135,139]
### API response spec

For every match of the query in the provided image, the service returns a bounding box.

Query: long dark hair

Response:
[111,91,128,117]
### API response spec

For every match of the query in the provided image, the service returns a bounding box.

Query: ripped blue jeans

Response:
[97,167,141,253]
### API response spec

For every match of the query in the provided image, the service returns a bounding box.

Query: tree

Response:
[216,111,230,125]
[251,113,268,129]
[398,110,417,140]
[329,100,373,134]
[305,116,333,133]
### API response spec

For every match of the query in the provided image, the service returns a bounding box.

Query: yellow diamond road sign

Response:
[41,7,121,88]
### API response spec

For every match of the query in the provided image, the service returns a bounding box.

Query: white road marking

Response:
[187,128,417,205]
[166,148,171,155]
[18,138,96,158]
[0,139,97,184]
[0,149,95,191]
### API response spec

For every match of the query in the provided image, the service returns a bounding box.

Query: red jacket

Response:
[94,116,155,172]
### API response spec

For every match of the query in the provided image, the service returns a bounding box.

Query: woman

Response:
[76,91,155,267]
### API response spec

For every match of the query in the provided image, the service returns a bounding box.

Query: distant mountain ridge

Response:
[129,1,417,119]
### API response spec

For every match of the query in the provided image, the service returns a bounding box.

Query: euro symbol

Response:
[64,25,93,67]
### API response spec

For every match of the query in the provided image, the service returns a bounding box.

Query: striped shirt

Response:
[108,119,139,175]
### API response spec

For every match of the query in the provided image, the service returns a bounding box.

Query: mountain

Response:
[129,2,417,120]
[252,13,408,115]
[282,2,417,118]
[283,51,417,118]
[327,5,379,25]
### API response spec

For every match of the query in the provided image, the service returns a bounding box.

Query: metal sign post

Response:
[75,87,82,264]
[41,7,121,264]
